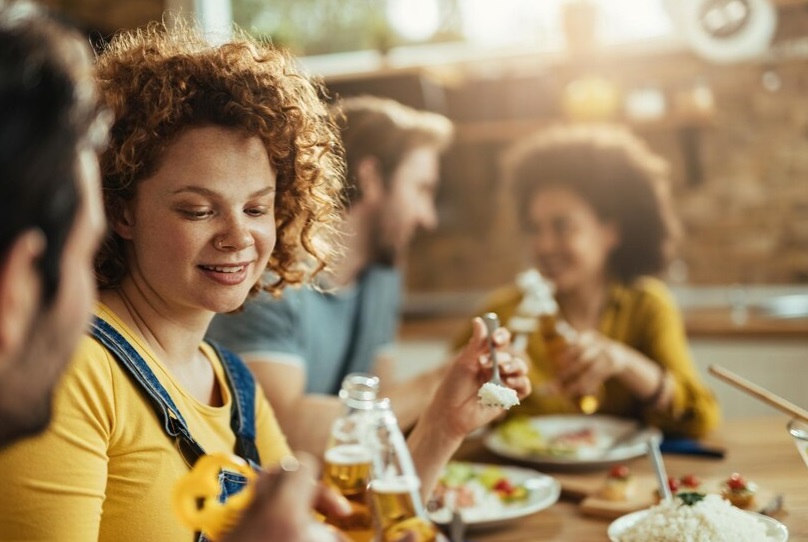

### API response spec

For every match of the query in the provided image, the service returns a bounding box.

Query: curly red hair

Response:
[94,22,344,297]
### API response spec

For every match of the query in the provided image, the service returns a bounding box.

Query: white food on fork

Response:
[509,269,547,351]
[477,313,520,409]
[507,269,559,395]
[478,382,519,409]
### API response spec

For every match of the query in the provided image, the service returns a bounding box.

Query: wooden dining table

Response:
[450,416,808,541]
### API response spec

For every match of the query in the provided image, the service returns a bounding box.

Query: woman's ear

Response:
[109,200,135,240]
[0,229,46,354]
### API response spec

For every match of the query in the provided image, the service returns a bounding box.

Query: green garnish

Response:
[441,462,475,487]
[677,492,706,506]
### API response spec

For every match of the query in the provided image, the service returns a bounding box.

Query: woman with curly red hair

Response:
[0,21,344,542]
[0,20,529,542]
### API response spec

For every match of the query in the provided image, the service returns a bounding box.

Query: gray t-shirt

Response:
[207,266,401,395]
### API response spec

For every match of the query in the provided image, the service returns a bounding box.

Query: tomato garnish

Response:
[726,472,747,491]
[493,478,514,494]
[680,474,701,488]
[608,464,630,479]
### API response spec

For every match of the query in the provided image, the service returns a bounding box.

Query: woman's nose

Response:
[215,216,254,251]
[529,228,555,254]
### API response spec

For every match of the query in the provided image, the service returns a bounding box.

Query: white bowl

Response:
[608,508,788,542]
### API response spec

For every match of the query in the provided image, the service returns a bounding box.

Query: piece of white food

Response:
[477,382,520,409]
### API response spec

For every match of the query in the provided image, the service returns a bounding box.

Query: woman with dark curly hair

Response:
[456,124,719,438]
[0,21,529,542]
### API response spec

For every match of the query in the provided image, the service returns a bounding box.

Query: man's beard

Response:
[0,306,68,449]
[0,358,53,449]
[368,213,400,268]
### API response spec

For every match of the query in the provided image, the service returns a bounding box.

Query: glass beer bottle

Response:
[531,274,601,414]
[367,399,446,542]
[322,373,379,542]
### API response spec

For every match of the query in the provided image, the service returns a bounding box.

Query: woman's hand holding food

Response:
[554,330,625,399]
[427,317,531,440]
[555,331,669,408]
[408,317,531,497]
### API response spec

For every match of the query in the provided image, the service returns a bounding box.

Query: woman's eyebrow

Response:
[169,186,216,196]
[169,186,276,197]
[249,186,276,198]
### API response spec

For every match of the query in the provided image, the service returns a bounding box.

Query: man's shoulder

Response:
[361,266,402,287]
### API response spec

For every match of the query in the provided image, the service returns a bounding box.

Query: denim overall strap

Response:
[90,317,207,464]
[207,341,261,465]
[91,318,258,542]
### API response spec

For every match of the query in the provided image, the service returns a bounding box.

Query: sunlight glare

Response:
[459,0,673,48]
[387,0,441,42]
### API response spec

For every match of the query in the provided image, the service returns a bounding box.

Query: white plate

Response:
[427,462,560,529]
[484,414,662,470]
[607,508,788,542]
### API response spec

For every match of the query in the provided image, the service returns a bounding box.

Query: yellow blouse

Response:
[456,277,720,438]
[0,304,290,542]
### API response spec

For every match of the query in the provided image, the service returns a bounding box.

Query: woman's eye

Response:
[245,206,271,217]
[180,208,213,219]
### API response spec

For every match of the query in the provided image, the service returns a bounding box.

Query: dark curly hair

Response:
[94,22,344,297]
[505,123,681,283]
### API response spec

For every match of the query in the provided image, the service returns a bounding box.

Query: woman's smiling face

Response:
[113,125,277,316]
[524,185,619,295]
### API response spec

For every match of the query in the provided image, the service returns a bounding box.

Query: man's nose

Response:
[419,200,438,231]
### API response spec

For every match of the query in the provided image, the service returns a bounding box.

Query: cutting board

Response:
[578,475,779,519]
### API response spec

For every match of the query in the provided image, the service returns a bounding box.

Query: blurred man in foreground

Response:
[0,0,106,448]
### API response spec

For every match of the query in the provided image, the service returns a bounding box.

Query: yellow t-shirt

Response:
[0,304,290,542]
[454,277,720,438]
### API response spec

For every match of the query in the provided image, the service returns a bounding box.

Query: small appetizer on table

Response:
[721,472,757,508]
[599,464,634,501]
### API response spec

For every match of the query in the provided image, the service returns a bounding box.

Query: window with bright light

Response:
[230,0,675,58]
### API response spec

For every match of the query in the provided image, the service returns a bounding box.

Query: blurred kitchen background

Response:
[40,0,808,417]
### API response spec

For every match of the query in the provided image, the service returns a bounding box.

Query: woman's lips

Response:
[198,263,250,286]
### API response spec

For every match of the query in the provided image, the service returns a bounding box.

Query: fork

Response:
[482,312,505,387]
[445,490,467,542]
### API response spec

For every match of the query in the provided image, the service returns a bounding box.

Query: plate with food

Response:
[607,493,788,542]
[484,414,662,470]
[427,461,560,529]
[580,465,783,519]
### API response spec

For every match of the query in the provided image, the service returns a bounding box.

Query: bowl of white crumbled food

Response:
[477,382,519,409]
[608,493,788,542]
